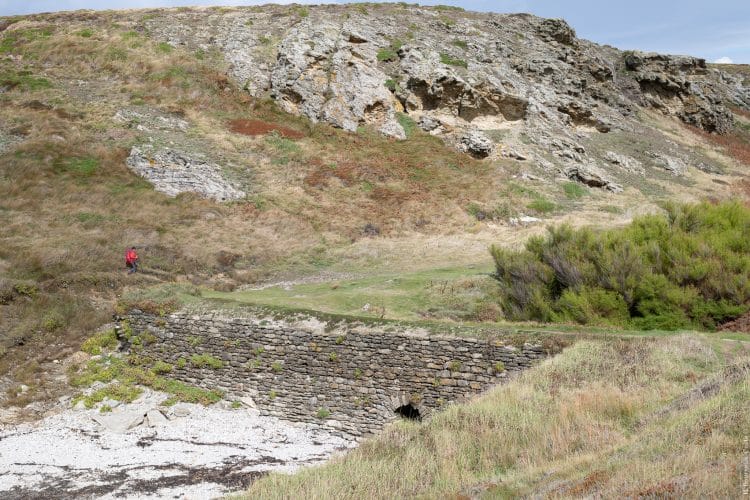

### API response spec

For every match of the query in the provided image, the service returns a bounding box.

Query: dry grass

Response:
[0,13,517,403]
[244,335,748,498]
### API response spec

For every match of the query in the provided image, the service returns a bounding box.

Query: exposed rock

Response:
[91,410,145,433]
[459,130,493,158]
[604,151,645,175]
[623,51,734,133]
[270,19,402,136]
[509,215,542,225]
[137,5,749,190]
[114,108,189,132]
[0,129,22,154]
[502,146,527,161]
[126,147,246,202]
[145,409,168,427]
[171,404,192,418]
[362,223,380,237]
[536,18,577,45]
[564,164,623,192]
[418,115,442,132]
[648,152,687,176]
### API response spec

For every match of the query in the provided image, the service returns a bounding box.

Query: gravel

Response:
[0,389,355,499]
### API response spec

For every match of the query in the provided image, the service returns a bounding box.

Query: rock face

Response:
[126,147,246,202]
[623,52,734,133]
[143,4,749,190]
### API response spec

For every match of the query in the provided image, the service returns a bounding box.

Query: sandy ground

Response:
[0,389,355,499]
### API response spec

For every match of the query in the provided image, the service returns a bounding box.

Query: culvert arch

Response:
[124,311,560,437]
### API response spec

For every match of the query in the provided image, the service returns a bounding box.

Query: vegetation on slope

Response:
[245,335,749,498]
[0,11,503,403]
[490,201,750,330]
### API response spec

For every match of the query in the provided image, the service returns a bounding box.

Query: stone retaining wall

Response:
[125,311,557,437]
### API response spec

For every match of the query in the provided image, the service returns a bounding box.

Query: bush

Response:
[81,329,118,355]
[490,201,750,330]
[190,353,224,369]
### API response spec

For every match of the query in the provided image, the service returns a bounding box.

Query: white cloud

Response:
[714,56,734,64]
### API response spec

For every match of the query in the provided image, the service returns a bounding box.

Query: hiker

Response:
[125,247,139,274]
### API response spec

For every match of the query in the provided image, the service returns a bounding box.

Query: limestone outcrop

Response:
[140,4,749,191]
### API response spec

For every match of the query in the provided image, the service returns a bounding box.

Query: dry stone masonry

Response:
[125,311,556,437]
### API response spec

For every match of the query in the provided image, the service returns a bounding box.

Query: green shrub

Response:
[439,53,467,68]
[527,197,556,214]
[77,28,94,38]
[490,201,750,330]
[451,39,468,49]
[316,407,331,419]
[384,79,400,92]
[377,48,398,62]
[81,329,118,355]
[190,353,224,369]
[562,182,587,199]
[151,360,173,374]
[377,39,403,62]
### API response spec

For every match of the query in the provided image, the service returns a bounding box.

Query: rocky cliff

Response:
[140,4,749,190]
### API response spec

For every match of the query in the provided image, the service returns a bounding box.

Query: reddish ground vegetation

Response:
[719,311,750,333]
[228,118,305,139]
[730,106,750,120]
[687,124,750,166]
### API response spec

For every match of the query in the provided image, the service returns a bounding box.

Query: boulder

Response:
[459,131,494,158]
[563,164,623,193]
[92,410,145,433]
[604,151,644,175]
[145,409,169,427]
[126,147,246,202]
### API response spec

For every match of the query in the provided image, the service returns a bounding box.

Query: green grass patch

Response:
[377,48,398,62]
[77,28,94,38]
[203,265,494,322]
[439,53,467,68]
[55,157,99,177]
[80,329,118,355]
[155,41,173,53]
[562,181,588,199]
[527,196,556,214]
[70,354,223,406]
[396,112,417,138]
[0,70,52,91]
[73,382,142,409]
[451,39,468,49]
[384,79,400,92]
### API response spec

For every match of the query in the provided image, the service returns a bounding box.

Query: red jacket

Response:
[125,248,138,264]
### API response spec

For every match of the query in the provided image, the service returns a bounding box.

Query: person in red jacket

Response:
[125,247,139,274]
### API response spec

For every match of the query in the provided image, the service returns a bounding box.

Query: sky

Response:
[1,0,749,63]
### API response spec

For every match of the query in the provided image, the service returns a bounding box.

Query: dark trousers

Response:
[127,261,138,273]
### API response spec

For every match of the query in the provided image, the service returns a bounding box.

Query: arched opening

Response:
[395,403,421,421]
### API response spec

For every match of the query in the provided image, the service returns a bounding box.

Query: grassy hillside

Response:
[244,335,750,498]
